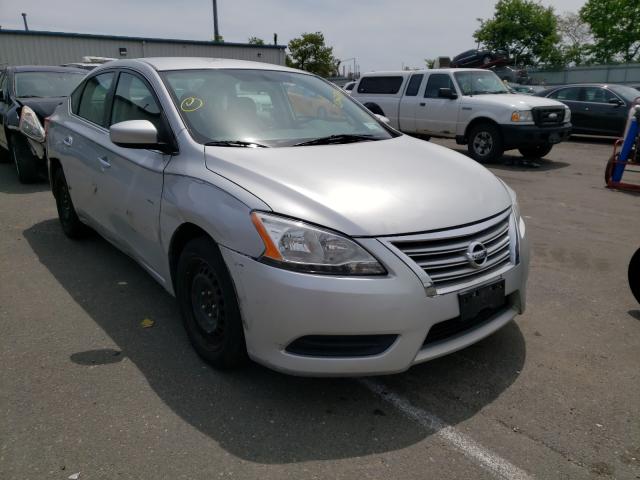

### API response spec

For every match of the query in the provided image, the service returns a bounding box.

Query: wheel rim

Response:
[189,259,225,347]
[473,131,493,157]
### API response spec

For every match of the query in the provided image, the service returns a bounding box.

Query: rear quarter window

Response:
[357,76,404,94]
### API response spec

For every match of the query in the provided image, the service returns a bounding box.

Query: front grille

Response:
[285,334,398,357]
[423,303,507,346]
[390,211,513,291]
[532,107,565,126]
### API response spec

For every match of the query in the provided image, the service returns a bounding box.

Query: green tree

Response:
[248,36,265,45]
[474,0,561,66]
[287,32,338,77]
[580,0,640,63]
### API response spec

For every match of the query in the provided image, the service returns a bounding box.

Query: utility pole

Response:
[212,0,220,41]
[21,13,28,31]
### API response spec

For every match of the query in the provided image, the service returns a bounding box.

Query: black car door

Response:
[580,86,627,136]
[548,87,583,131]
[0,70,9,150]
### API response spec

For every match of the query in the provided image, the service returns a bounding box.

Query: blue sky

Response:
[0,0,587,73]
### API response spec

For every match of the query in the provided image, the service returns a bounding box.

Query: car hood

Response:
[204,136,512,237]
[463,93,565,109]
[17,97,66,119]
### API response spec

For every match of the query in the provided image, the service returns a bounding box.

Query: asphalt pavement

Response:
[1,137,639,479]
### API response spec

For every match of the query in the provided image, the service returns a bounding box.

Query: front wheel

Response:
[176,237,247,369]
[11,135,40,183]
[518,144,553,159]
[467,123,504,163]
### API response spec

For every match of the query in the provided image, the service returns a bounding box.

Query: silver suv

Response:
[37,58,529,376]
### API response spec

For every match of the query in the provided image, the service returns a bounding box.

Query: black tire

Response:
[467,123,504,163]
[10,135,40,183]
[518,144,553,159]
[176,236,247,369]
[363,103,385,116]
[604,155,616,184]
[53,167,87,239]
[629,248,640,304]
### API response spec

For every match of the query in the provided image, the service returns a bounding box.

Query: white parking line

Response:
[359,378,534,480]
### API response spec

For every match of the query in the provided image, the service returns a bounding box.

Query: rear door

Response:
[547,87,583,130]
[397,73,424,132]
[415,73,459,136]
[580,86,626,136]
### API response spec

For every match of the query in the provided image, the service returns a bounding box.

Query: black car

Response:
[535,83,640,137]
[451,49,508,68]
[0,65,86,182]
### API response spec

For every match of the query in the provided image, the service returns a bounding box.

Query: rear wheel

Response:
[629,248,640,304]
[11,135,40,183]
[53,167,87,239]
[176,236,247,369]
[467,123,503,163]
[518,144,553,159]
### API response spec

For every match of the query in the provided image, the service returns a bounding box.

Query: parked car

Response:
[343,81,356,94]
[536,83,640,137]
[61,56,116,71]
[351,68,571,162]
[0,65,86,182]
[451,49,508,68]
[40,58,529,376]
[507,83,545,95]
[491,65,529,84]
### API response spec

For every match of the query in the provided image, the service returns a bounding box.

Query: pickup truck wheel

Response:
[11,135,40,183]
[176,236,247,369]
[467,124,503,163]
[53,167,87,239]
[519,144,553,159]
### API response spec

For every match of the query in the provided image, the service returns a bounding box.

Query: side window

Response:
[110,72,163,132]
[77,72,114,127]
[582,87,617,104]
[70,83,83,114]
[357,76,404,94]
[405,74,424,96]
[424,74,455,98]
[549,88,580,101]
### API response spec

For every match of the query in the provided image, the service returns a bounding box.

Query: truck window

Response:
[357,76,404,94]
[424,74,455,98]
[404,74,424,96]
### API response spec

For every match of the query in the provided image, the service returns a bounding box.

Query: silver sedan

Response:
[34,57,529,376]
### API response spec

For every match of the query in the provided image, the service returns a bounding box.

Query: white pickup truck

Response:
[351,68,572,162]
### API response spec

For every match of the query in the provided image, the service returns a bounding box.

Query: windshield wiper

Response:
[204,140,269,148]
[292,134,377,147]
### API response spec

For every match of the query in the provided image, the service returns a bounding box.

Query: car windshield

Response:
[15,71,85,98]
[610,85,640,101]
[454,71,509,96]
[161,69,395,147]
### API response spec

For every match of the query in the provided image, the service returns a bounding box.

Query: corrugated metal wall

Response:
[529,64,640,86]
[0,31,286,66]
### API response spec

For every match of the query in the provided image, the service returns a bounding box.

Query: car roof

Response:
[546,83,626,89]
[101,57,304,74]
[7,65,86,74]
[361,68,487,76]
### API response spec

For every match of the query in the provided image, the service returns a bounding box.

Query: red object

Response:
[605,138,640,192]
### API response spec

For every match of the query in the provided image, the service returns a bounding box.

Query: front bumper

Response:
[221,229,530,377]
[501,123,572,149]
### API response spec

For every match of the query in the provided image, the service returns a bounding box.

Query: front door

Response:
[580,86,627,136]
[415,73,459,136]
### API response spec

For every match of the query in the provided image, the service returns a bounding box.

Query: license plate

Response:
[458,280,505,322]
[548,132,561,144]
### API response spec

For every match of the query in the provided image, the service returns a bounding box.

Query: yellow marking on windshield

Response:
[180,96,204,112]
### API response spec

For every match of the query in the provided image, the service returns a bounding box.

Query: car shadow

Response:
[443,146,570,172]
[569,135,617,145]
[0,162,49,194]
[24,219,526,464]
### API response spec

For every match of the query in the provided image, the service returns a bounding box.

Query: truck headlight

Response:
[564,107,571,123]
[251,212,386,275]
[511,110,533,123]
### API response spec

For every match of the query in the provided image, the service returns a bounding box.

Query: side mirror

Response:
[19,106,46,143]
[438,88,458,99]
[608,98,623,106]
[374,113,391,125]
[110,120,169,151]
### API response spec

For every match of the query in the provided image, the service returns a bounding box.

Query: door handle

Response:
[98,156,111,170]
[63,136,73,146]
[419,102,426,107]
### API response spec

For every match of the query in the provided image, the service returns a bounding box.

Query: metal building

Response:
[0,29,287,66]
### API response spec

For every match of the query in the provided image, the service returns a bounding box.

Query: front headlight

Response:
[251,212,386,275]
[19,106,46,143]
[511,110,533,123]
[564,107,571,123]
